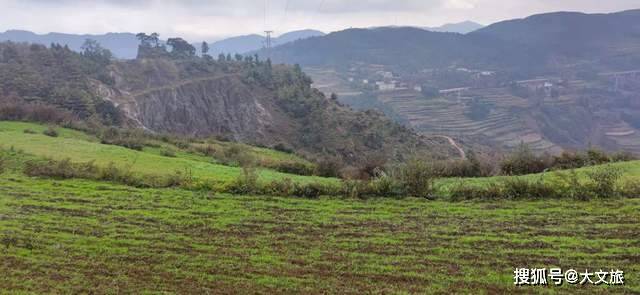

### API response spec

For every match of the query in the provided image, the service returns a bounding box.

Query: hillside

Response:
[0,122,638,293]
[472,9,640,70]
[266,9,640,73]
[0,42,456,165]
[270,9,640,155]
[206,30,325,56]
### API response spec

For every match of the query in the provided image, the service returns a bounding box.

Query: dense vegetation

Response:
[0,42,121,125]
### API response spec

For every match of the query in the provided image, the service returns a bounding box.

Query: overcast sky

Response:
[0,0,638,41]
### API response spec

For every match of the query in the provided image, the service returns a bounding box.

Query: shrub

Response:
[448,183,503,201]
[500,144,550,175]
[0,100,76,125]
[585,165,622,199]
[433,152,495,178]
[314,156,343,178]
[292,182,325,199]
[0,156,5,175]
[99,127,146,151]
[24,158,95,179]
[341,180,371,199]
[501,178,557,199]
[227,166,260,194]
[619,179,640,198]
[262,178,295,196]
[273,143,293,154]
[400,158,435,198]
[272,161,314,176]
[368,173,406,198]
[42,126,59,137]
[160,148,177,158]
[165,168,194,188]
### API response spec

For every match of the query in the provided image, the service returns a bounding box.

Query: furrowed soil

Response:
[0,174,638,294]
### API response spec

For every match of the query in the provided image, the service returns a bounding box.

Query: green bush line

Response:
[18,155,640,200]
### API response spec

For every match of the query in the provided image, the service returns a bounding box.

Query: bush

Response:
[160,148,177,158]
[99,127,146,151]
[22,158,189,188]
[0,100,76,125]
[585,165,622,199]
[448,183,503,201]
[314,156,343,178]
[501,178,557,199]
[273,143,293,154]
[24,158,94,179]
[227,166,259,194]
[367,173,406,198]
[42,126,59,137]
[271,161,314,176]
[400,158,435,198]
[292,182,325,199]
[500,144,550,175]
[165,168,194,188]
[262,178,295,196]
[619,179,640,198]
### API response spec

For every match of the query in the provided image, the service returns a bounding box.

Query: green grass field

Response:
[0,175,637,293]
[0,121,639,293]
[0,121,337,187]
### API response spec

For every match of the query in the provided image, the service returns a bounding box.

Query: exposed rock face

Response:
[135,77,275,141]
[92,57,457,163]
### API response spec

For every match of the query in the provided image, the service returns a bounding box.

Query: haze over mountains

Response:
[264,9,640,155]
[423,21,484,34]
[0,29,326,59]
[0,20,483,60]
[265,9,640,73]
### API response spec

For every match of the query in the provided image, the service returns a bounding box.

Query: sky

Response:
[0,0,638,41]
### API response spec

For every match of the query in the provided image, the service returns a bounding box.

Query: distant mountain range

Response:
[423,21,484,34]
[0,30,140,59]
[205,29,325,56]
[0,21,483,60]
[0,29,326,59]
[263,9,640,73]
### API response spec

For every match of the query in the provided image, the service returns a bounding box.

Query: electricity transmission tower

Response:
[264,30,274,59]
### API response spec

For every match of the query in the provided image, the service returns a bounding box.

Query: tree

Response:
[81,39,112,65]
[136,33,150,46]
[167,38,196,57]
[201,41,209,56]
[149,33,160,47]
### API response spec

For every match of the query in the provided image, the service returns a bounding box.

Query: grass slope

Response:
[0,121,336,187]
[0,175,637,293]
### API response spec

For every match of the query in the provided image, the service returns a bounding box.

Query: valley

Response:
[307,64,640,155]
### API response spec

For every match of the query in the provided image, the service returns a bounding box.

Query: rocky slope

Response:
[93,57,457,163]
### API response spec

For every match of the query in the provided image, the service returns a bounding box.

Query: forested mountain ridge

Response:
[265,9,640,74]
[0,41,456,164]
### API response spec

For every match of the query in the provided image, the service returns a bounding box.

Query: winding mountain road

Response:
[433,135,466,159]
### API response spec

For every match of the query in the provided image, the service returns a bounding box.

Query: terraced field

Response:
[377,89,562,154]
